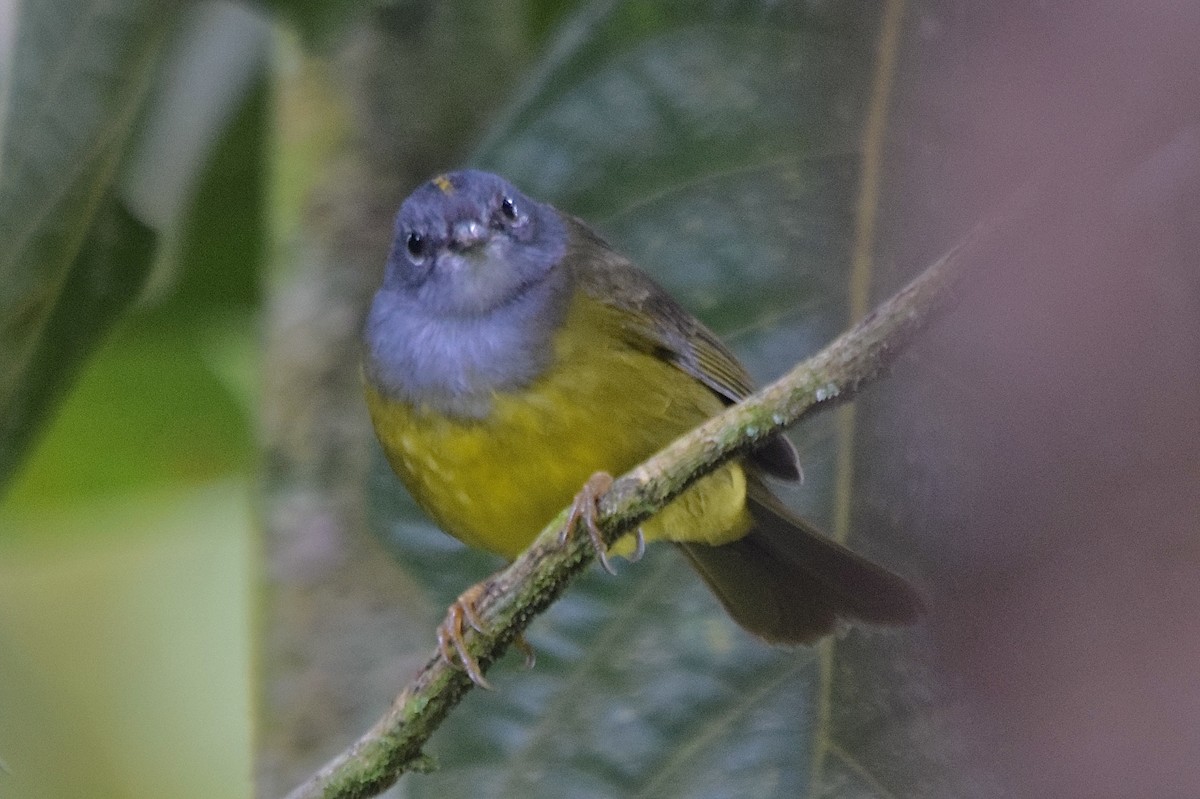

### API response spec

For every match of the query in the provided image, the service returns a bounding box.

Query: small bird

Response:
[362,170,923,685]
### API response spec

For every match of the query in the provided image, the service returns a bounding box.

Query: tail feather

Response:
[678,481,924,644]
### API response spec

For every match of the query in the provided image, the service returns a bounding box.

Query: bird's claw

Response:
[561,471,619,574]
[436,582,492,689]
[628,526,646,563]
[513,633,537,670]
[560,473,647,571]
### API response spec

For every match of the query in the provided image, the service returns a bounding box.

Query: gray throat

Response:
[362,281,567,419]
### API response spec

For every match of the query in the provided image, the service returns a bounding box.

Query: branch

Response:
[283,208,1011,799]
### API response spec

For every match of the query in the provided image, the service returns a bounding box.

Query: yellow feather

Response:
[365,291,751,559]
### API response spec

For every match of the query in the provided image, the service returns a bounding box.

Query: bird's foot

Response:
[560,471,644,574]
[436,582,492,689]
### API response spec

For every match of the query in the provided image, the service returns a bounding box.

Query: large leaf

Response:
[362,2,996,796]
[0,7,270,799]
[0,0,174,489]
[0,0,270,494]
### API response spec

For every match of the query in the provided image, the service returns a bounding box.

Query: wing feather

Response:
[564,216,800,480]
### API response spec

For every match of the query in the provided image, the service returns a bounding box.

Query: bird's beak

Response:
[449,219,488,253]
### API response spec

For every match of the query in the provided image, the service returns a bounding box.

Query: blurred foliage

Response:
[0,0,171,490]
[0,3,269,799]
[0,481,254,799]
[2,10,266,513]
[11,1,1196,798]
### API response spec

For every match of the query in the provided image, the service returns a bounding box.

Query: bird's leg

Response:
[560,471,629,575]
[436,581,492,689]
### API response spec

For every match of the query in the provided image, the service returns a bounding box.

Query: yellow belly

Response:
[364,294,751,559]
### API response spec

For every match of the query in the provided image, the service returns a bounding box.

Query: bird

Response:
[361,169,923,685]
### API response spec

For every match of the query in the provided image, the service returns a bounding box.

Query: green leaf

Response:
[0,0,173,490]
[363,2,998,796]
[0,8,267,796]
[0,0,270,494]
[2,7,269,509]
[0,200,157,496]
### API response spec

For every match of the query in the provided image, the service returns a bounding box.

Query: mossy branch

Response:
[282,211,1007,799]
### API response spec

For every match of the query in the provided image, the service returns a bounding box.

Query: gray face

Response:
[365,171,572,415]
[384,170,567,317]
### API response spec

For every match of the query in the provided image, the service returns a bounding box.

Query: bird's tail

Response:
[677,481,924,643]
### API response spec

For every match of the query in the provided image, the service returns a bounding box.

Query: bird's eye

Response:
[500,197,518,221]
[406,232,426,259]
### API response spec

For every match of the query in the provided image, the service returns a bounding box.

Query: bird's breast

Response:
[364,292,749,558]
